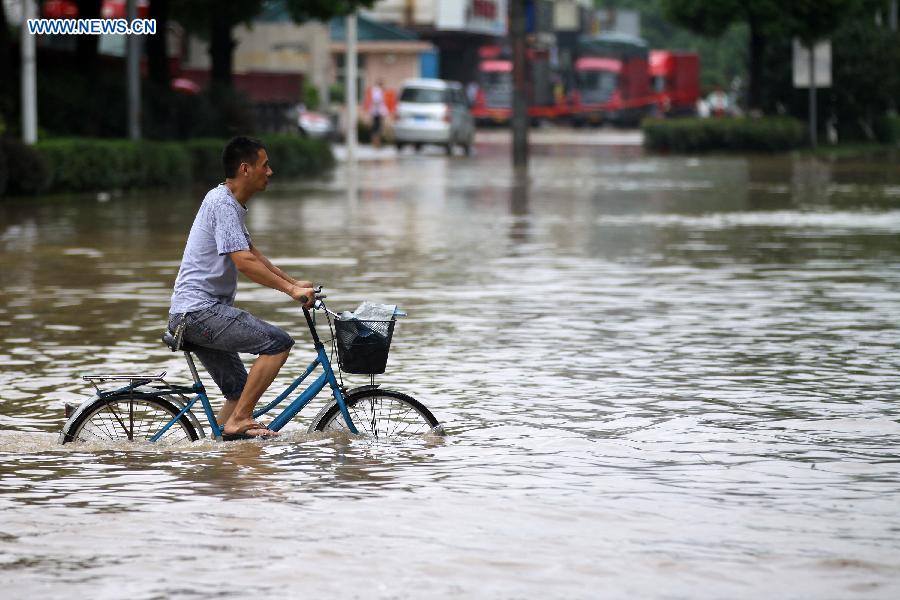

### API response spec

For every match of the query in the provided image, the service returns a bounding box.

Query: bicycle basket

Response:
[333,317,395,374]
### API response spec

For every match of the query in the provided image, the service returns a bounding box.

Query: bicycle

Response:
[58,289,441,444]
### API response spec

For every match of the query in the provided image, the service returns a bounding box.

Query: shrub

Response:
[873,115,900,145]
[1,135,333,197]
[303,82,321,111]
[184,138,226,186]
[643,117,808,153]
[1,137,51,195]
[178,136,335,187]
[265,134,335,178]
[0,141,7,196]
[136,141,192,187]
[37,139,140,191]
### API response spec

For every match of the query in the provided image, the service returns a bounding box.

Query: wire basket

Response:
[333,317,395,375]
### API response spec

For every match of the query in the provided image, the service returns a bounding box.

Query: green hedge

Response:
[643,117,808,153]
[875,115,900,144]
[0,141,7,196]
[0,135,335,197]
[1,138,51,196]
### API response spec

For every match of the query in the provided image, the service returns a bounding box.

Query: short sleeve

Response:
[214,205,250,255]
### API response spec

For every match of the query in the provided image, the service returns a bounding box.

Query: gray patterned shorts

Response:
[168,303,294,400]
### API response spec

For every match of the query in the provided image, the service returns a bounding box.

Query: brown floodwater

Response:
[1,143,899,598]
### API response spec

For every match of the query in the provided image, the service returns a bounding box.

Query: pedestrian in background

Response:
[369,79,388,148]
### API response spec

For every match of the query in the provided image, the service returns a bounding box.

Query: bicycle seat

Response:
[161,330,201,353]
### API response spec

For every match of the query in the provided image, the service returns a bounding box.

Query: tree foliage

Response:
[171,0,376,87]
[284,0,377,23]
[600,0,900,140]
[657,0,882,111]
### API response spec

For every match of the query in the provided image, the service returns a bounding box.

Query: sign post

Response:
[792,39,831,147]
[126,0,141,141]
[21,0,37,145]
[346,13,358,164]
[510,0,528,170]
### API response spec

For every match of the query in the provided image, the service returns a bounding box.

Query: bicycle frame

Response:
[150,305,359,441]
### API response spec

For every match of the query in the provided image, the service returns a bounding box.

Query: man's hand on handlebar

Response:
[288,284,316,309]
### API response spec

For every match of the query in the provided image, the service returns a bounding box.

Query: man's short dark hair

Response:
[223,136,266,179]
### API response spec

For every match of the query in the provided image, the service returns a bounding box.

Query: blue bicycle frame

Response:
[150,305,359,441]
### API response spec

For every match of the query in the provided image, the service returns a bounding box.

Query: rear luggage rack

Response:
[82,371,167,384]
[81,372,168,394]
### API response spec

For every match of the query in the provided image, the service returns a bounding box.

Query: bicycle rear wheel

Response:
[309,388,440,438]
[60,393,199,444]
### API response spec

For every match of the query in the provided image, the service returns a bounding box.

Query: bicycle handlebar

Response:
[298,285,327,307]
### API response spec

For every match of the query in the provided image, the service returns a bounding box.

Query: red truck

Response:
[568,33,657,126]
[471,45,567,125]
[649,50,700,117]
[472,36,700,127]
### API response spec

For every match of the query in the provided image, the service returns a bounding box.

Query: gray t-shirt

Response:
[170,184,251,314]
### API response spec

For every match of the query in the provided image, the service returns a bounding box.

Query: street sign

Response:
[792,39,832,88]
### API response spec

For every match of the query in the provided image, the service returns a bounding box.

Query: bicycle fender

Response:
[345,383,380,396]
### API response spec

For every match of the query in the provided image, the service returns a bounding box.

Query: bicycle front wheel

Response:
[309,388,440,438]
[60,393,199,445]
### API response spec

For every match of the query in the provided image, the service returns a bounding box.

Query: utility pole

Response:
[890,0,898,31]
[510,0,528,170]
[346,13,358,163]
[808,42,816,148]
[126,0,141,140]
[21,0,37,145]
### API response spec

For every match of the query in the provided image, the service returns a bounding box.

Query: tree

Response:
[146,0,170,87]
[171,1,263,88]
[831,19,900,140]
[173,0,376,89]
[284,0,376,23]
[0,0,12,129]
[661,0,880,114]
[74,0,103,75]
[595,1,749,91]
[660,0,781,112]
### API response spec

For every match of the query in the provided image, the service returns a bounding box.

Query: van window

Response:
[400,87,449,103]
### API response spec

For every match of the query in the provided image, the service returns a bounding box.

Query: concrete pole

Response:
[346,13,358,163]
[21,0,37,145]
[510,0,528,170]
[313,26,329,110]
[127,0,141,140]
[808,43,816,148]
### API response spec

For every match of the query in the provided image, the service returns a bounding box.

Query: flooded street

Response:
[1,141,900,598]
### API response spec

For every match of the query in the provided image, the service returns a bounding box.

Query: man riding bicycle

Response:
[168,136,315,441]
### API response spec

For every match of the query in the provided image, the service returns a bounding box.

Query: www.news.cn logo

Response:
[27,18,157,35]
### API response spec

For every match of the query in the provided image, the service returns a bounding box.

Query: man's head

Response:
[223,136,272,197]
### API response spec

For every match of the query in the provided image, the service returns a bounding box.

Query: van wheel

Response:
[395,142,405,152]
[444,143,453,156]
[413,143,423,153]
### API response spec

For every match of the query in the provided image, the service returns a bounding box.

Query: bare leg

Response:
[222,349,289,436]
[219,398,266,428]
[217,399,238,424]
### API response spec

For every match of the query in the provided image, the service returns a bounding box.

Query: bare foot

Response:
[222,418,278,439]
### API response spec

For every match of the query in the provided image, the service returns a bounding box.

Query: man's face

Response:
[245,149,272,192]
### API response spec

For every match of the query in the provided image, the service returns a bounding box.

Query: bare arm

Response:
[230,250,314,307]
[249,244,313,288]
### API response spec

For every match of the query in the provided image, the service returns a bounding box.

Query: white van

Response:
[394,79,475,155]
